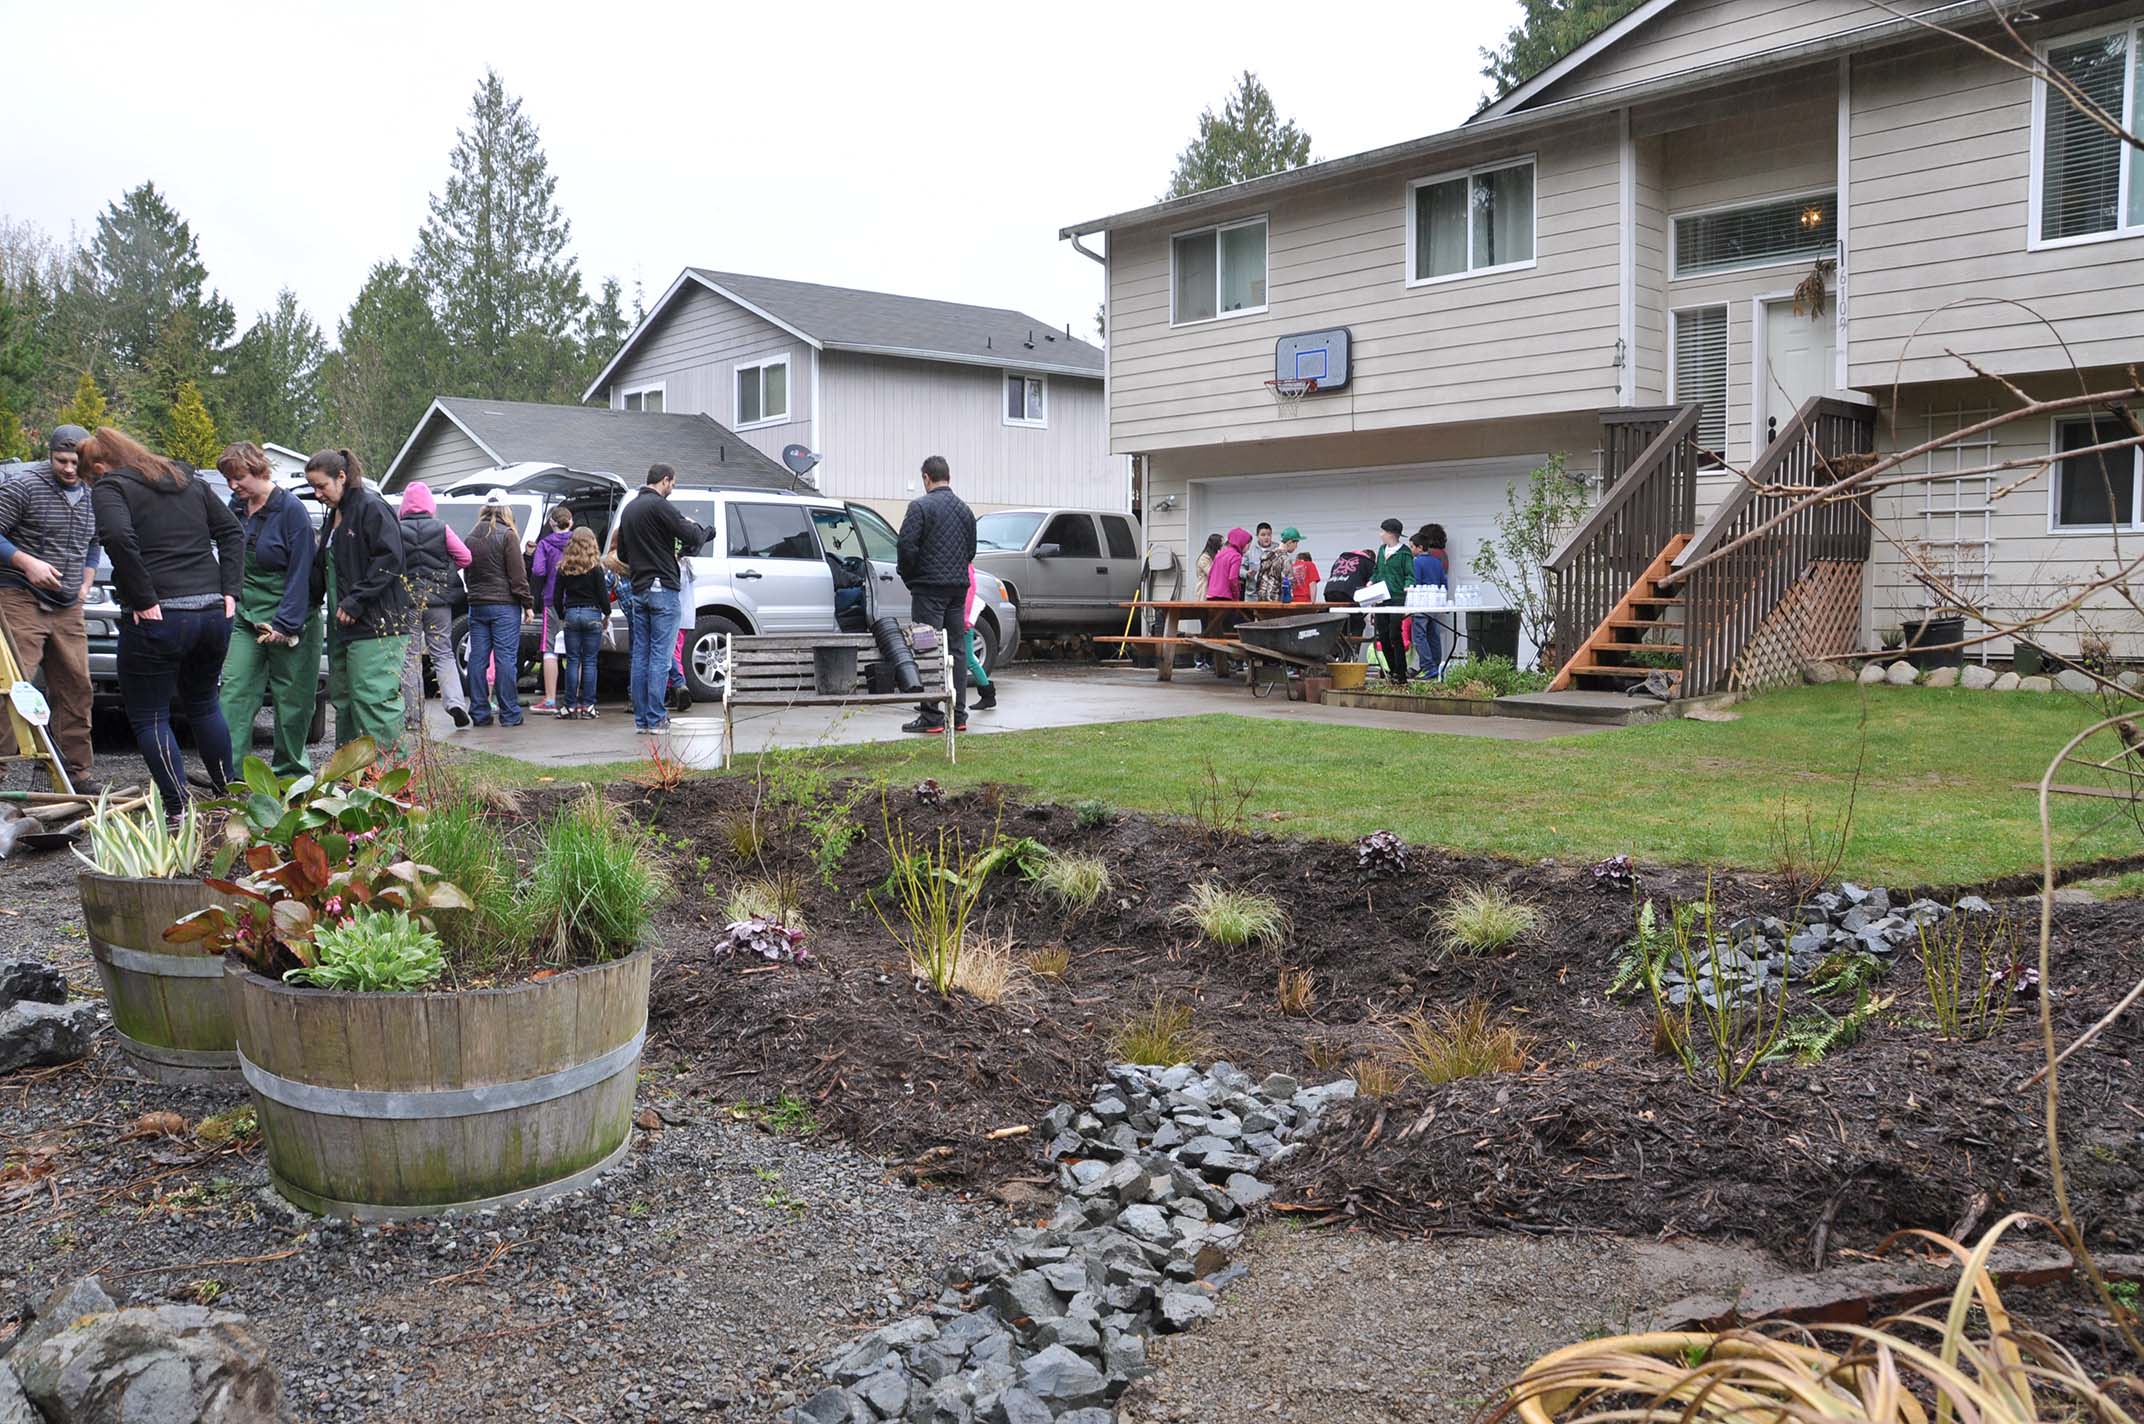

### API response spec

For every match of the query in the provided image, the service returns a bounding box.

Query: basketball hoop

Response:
[1265,376,1318,415]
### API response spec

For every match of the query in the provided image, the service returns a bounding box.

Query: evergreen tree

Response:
[1163,72,1312,201]
[0,217,77,425]
[578,277,632,393]
[55,369,108,431]
[0,403,27,461]
[227,288,326,444]
[83,182,234,379]
[1480,0,1644,100]
[414,70,588,402]
[318,260,449,478]
[167,379,220,465]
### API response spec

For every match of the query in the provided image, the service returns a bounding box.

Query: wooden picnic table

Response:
[1113,600,1361,682]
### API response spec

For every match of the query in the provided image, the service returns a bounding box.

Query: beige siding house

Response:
[1064,0,2144,665]
[585,269,1123,518]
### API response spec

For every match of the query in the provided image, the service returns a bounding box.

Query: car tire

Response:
[451,615,472,676]
[685,613,743,703]
[975,616,1001,673]
[308,691,329,744]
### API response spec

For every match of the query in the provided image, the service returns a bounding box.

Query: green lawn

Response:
[459,686,2143,883]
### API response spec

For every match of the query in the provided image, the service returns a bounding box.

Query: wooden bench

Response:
[719,631,958,768]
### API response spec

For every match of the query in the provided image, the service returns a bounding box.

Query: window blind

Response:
[2041,31,2130,240]
[1674,193,1836,276]
[1674,306,1728,463]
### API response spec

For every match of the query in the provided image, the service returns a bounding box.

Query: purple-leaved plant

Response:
[713,916,809,963]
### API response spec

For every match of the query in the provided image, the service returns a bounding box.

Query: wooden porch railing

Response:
[1662,395,1877,696]
[1544,404,1702,669]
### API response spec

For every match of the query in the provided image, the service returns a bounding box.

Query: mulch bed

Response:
[601,775,2143,1260]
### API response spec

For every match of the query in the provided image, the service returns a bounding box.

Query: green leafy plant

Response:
[724,875,807,930]
[1073,799,1112,830]
[73,786,201,878]
[1639,888,1791,1092]
[1608,899,1671,998]
[1919,914,2025,1042]
[1435,883,1539,955]
[1472,452,1589,667]
[1111,994,1210,1066]
[1033,850,1111,910]
[1170,881,1289,953]
[759,1092,819,1135]
[283,908,446,992]
[1399,653,1553,699]
[1395,999,1531,1084]
[872,808,990,995]
[208,741,419,873]
[404,787,518,965]
[519,790,672,965]
[974,834,1051,883]
[1809,949,1887,997]
[1771,990,1894,1064]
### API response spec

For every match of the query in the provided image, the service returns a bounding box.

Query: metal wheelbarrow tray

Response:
[1235,609,1358,664]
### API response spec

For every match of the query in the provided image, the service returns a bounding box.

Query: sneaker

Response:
[555,706,572,719]
[470,717,492,728]
[954,720,970,733]
[65,774,103,797]
[579,707,598,720]
[500,718,523,728]
[973,686,997,710]
[902,715,946,735]
[531,699,558,714]
[448,705,471,729]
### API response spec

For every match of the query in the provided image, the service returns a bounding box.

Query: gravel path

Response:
[1118,1226,1773,1424]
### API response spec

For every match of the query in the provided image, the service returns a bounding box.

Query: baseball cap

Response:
[48,425,89,454]
[483,491,506,506]
[1279,526,1301,541]
[1380,517,1404,535]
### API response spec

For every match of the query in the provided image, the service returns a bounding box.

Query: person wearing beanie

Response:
[1369,517,1414,685]
[0,423,101,790]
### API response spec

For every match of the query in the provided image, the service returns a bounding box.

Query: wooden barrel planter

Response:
[77,872,237,1085]
[223,950,651,1220]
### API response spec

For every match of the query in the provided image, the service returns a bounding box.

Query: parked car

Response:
[972,508,1143,635]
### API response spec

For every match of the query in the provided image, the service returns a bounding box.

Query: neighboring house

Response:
[261,443,311,482]
[582,269,1123,517]
[1062,0,2144,677]
[379,395,806,495]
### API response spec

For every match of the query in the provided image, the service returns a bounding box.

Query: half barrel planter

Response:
[77,871,237,1085]
[223,950,651,1220]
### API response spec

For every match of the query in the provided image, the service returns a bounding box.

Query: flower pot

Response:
[225,949,651,1220]
[2013,641,2045,677]
[1901,615,1964,671]
[77,871,237,1085]
[1303,675,1333,704]
[1328,661,1369,691]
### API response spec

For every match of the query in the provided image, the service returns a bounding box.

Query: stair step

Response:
[1626,596,1684,607]
[1598,644,1686,655]
[1570,665,1682,680]
[1605,617,1677,628]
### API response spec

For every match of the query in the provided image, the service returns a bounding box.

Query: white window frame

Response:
[617,380,666,414]
[2047,413,2144,534]
[1404,154,1540,287]
[2027,19,2142,252]
[1668,187,1839,280]
[1002,371,1048,429]
[732,355,791,429]
[1667,304,1729,468]
[1168,214,1269,328]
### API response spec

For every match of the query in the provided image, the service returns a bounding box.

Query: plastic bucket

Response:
[813,645,859,696]
[663,717,726,771]
[1329,662,1368,690]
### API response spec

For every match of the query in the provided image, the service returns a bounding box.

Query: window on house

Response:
[2052,415,2142,529]
[726,502,818,559]
[735,358,789,426]
[1671,306,1729,465]
[2036,25,2141,243]
[1004,373,1046,426]
[1673,192,1837,276]
[1040,513,1100,558]
[1172,218,1267,324]
[620,384,664,413]
[1409,158,1537,282]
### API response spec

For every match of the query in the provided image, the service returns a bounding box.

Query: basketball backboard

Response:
[1274,328,1351,392]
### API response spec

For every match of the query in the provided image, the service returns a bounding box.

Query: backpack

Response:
[1322,549,1374,603]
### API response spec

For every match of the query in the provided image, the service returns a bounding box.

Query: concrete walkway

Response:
[428,665,1612,767]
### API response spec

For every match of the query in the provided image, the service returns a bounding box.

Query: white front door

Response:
[1757,298,1838,447]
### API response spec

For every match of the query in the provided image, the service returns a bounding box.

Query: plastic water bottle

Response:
[1280,571,1292,602]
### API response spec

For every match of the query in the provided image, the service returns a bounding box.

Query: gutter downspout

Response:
[1068,234,1106,266]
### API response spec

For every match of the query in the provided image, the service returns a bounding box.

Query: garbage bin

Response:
[1901,615,1965,671]
[1467,609,1521,664]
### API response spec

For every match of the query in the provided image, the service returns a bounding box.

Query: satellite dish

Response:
[781,444,822,483]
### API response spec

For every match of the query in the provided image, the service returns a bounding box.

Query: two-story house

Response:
[581,269,1125,518]
[1063,0,2144,683]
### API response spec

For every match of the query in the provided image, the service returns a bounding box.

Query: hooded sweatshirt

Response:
[395,482,471,608]
[530,523,574,608]
[1206,527,1251,600]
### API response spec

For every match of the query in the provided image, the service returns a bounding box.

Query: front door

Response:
[1758,298,1838,446]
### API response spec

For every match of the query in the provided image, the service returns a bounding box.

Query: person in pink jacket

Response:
[1202,526,1252,676]
[395,481,474,729]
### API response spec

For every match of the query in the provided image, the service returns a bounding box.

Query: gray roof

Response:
[688,269,1103,378]
[384,397,807,493]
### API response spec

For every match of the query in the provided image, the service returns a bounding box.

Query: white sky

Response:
[7,1,1522,346]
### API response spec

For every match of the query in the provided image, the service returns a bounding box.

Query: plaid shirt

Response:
[0,462,100,609]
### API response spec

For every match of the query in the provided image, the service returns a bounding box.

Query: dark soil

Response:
[634,776,2144,1261]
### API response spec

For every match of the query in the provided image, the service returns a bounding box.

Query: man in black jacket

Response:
[895,455,976,734]
[616,463,713,731]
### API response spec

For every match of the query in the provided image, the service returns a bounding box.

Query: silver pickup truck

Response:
[972,508,1144,636]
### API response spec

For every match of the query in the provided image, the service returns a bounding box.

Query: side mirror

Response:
[1034,543,1062,558]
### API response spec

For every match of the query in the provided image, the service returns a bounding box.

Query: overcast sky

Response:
[7,1,1522,346]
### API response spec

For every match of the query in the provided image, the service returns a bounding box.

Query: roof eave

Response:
[381,398,507,492]
[824,341,1102,380]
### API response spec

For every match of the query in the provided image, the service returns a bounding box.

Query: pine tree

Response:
[577,277,632,394]
[1163,73,1313,201]
[415,70,588,402]
[1480,0,1644,100]
[168,379,220,466]
[83,182,234,379]
[55,369,108,431]
[0,403,27,461]
[227,289,326,444]
[318,259,449,478]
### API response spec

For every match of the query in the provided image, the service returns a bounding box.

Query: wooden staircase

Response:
[1548,534,1690,693]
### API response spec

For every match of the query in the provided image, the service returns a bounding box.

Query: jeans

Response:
[562,605,604,709]
[908,582,967,726]
[116,607,233,810]
[1409,612,1443,678]
[466,603,524,724]
[399,603,467,726]
[628,584,680,729]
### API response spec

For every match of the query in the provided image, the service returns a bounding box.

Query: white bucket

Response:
[662,717,727,771]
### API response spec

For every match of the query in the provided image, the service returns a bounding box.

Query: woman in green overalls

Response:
[216,442,323,778]
[304,448,410,758]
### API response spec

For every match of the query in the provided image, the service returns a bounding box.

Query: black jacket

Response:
[310,484,409,643]
[398,511,461,608]
[897,485,976,587]
[91,464,243,613]
[617,488,712,594]
[550,565,608,618]
[463,520,530,608]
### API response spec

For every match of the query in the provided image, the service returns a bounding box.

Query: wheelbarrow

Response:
[1232,610,1361,698]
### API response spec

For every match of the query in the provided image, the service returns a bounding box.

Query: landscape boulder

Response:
[0,1000,99,1073]
[1991,671,2021,691]
[1923,666,1959,689]
[0,960,66,1007]
[1883,660,1919,687]
[1856,661,1887,686]
[1959,664,1998,690]
[14,1303,291,1424]
[2055,669,2095,692]
[2017,675,2054,692]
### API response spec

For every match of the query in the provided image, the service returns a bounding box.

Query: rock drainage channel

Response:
[791,1062,1356,1424]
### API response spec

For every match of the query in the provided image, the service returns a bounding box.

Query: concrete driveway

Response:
[426,665,1604,767]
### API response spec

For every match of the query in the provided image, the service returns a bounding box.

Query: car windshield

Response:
[976,512,1045,552]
